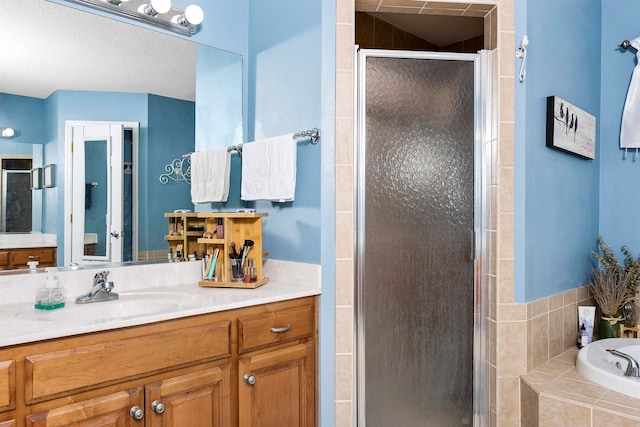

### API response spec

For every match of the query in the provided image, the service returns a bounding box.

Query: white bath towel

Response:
[241,134,296,202]
[621,36,640,149]
[190,149,231,203]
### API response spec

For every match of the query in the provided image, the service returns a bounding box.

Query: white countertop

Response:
[0,281,320,347]
[0,233,56,249]
[0,259,321,348]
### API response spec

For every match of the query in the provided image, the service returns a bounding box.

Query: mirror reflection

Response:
[0,0,243,271]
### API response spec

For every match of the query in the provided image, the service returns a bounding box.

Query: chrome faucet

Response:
[75,271,119,304]
[607,349,640,377]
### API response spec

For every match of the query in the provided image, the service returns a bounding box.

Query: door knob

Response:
[110,231,120,238]
[243,373,256,385]
[151,400,165,414]
[130,406,144,420]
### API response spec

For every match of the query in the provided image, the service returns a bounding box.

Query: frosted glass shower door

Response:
[356,50,477,426]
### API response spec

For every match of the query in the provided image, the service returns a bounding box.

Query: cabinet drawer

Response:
[10,248,55,265]
[0,252,8,267]
[25,321,230,403]
[238,304,314,353]
[0,360,15,412]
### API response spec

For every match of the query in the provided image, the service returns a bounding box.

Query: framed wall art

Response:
[30,167,42,190]
[43,164,56,188]
[546,96,596,160]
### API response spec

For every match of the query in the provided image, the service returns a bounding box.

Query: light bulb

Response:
[1,128,15,138]
[184,5,204,25]
[138,0,171,16]
[172,5,204,26]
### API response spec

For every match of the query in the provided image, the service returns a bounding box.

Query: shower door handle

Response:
[110,231,120,239]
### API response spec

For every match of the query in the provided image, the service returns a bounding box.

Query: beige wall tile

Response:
[499,76,515,122]
[548,308,564,359]
[335,401,354,427]
[498,0,513,31]
[497,321,527,375]
[336,259,355,306]
[335,354,353,401]
[520,379,539,427]
[489,274,497,320]
[528,297,548,320]
[498,167,514,214]
[499,31,515,77]
[564,303,578,351]
[336,70,354,118]
[335,117,354,166]
[549,293,564,311]
[490,363,497,411]
[498,376,521,425]
[336,165,354,212]
[336,212,354,259]
[564,288,578,305]
[498,122,514,167]
[336,306,354,353]
[531,314,549,369]
[538,396,591,427]
[489,230,497,276]
[336,24,355,72]
[500,303,526,321]
[593,410,640,427]
[337,0,356,24]
[498,258,514,303]
[498,212,514,258]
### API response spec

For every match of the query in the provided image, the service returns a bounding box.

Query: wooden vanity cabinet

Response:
[0,296,317,427]
[0,248,56,271]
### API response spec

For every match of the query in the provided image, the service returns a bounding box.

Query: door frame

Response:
[63,120,139,266]
[354,48,491,426]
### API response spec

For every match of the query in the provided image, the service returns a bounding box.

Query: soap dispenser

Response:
[35,267,65,310]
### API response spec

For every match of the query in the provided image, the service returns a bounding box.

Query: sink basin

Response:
[16,291,200,324]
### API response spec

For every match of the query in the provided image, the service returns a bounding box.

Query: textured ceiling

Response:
[0,0,196,101]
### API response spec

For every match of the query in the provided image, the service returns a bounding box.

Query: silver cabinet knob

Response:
[151,400,165,414]
[111,231,120,238]
[130,406,144,420]
[243,373,256,385]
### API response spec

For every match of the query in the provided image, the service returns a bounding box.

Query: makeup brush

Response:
[229,242,238,258]
[240,240,254,269]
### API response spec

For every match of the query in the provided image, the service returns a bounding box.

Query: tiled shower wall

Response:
[333,0,523,426]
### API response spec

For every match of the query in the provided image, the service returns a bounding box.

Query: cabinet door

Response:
[145,364,231,427]
[26,387,143,427]
[238,342,315,427]
[0,420,15,427]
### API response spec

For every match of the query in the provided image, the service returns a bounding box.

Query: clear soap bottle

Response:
[35,267,65,310]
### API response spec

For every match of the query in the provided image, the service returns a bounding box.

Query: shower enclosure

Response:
[355,49,490,426]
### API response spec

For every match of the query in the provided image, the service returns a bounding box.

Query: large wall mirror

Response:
[0,0,243,270]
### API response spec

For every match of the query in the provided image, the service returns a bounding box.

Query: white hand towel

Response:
[621,36,640,149]
[190,149,231,203]
[241,134,296,202]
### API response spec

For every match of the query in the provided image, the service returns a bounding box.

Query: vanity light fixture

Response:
[52,0,204,36]
[0,128,15,139]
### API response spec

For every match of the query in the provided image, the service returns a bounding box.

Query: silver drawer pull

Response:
[28,255,40,259]
[270,324,291,333]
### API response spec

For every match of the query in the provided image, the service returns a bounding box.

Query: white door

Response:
[67,122,123,264]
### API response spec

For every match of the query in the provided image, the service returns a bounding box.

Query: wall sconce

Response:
[0,128,15,139]
[515,34,528,83]
[52,0,205,36]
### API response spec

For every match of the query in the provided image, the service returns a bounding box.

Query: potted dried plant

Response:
[590,237,640,338]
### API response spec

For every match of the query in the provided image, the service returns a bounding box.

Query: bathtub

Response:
[576,337,640,399]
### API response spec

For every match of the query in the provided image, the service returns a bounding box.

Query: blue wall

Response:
[245,0,323,264]
[0,93,46,144]
[598,1,640,263]
[515,0,602,302]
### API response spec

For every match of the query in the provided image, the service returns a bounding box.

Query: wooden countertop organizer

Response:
[196,212,268,289]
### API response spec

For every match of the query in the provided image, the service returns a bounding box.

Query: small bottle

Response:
[35,267,65,310]
[216,218,224,239]
[577,323,588,349]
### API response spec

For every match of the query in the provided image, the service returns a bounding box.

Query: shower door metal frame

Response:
[354,49,491,426]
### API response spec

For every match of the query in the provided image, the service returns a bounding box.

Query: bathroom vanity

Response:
[0,261,319,427]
